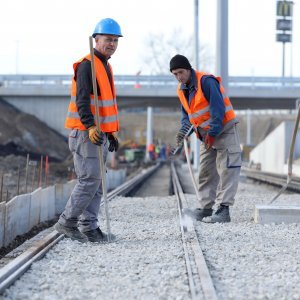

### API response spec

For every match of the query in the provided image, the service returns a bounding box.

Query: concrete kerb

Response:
[0,202,5,248]
[29,188,42,230]
[0,171,126,249]
[254,204,300,224]
[40,186,56,222]
[4,194,31,247]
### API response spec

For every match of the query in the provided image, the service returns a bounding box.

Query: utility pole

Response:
[15,40,20,74]
[216,0,229,91]
[194,0,199,69]
[192,0,201,170]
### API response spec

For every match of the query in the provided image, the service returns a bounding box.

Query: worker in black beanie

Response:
[169,54,241,224]
[169,54,192,72]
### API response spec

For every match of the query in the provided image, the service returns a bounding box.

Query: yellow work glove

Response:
[88,125,105,145]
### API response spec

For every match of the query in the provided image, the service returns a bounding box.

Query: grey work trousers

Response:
[198,125,241,209]
[58,129,108,232]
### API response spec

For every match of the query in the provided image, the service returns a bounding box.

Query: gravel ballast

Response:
[187,178,300,299]
[2,175,300,299]
[2,195,190,300]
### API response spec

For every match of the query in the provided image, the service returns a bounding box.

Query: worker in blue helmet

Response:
[54,18,123,243]
[92,18,123,37]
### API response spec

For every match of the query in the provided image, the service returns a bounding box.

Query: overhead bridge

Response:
[0,74,299,109]
[0,74,299,136]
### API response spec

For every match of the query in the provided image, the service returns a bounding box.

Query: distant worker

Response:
[169,54,241,223]
[54,18,122,242]
[147,143,155,161]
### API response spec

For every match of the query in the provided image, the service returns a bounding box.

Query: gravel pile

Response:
[186,177,300,299]
[2,195,190,300]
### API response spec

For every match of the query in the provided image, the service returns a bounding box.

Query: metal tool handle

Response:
[89,36,111,241]
[183,138,201,201]
[270,104,300,204]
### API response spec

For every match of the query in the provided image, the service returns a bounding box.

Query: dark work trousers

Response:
[58,129,108,232]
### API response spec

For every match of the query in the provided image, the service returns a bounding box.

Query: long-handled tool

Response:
[89,36,112,242]
[183,137,201,201]
[169,125,200,198]
[177,125,203,221]
[269,104,300,204]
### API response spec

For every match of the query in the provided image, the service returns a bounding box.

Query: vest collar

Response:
[94,49,110,64]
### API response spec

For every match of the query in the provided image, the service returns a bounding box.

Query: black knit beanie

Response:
[169,54,192,72]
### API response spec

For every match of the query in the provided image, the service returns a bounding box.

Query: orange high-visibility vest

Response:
[147,144,155,152]
[65,54,119,133]
[177,71,236,131]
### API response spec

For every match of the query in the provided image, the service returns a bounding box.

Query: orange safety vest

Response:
[147,144,155,152]
[177,71,236,131]
[65,54,119,133]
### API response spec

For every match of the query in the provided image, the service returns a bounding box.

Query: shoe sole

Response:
[86,234,117,243]
[201,216,231,223]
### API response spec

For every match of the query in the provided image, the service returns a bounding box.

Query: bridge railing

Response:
[0,74,299,89]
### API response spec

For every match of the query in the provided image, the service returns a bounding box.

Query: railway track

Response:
[2,161,299,298]
[242,167,300,193]
[0,163,161,294]
[0,161,220,299]
[171,162,218,300]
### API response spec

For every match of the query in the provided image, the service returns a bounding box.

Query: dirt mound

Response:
[0,98,69,161]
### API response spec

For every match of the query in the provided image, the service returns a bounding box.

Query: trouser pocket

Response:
[68,129,78,152]
[227,146,242,168]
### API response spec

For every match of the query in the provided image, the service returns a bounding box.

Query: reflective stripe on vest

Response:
[65,54,119,132]
[66,111,118,124]
[177,71,236,131]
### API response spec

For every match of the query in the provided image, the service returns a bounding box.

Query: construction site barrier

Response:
[0,168,126,248]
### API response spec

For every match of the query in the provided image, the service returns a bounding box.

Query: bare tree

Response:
[141,28,214,75]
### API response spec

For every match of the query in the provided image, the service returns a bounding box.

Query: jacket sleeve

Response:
[201,76,225,137]
[75,60,95,129]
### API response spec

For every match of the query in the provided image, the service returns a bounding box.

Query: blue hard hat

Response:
[92,18,123,38]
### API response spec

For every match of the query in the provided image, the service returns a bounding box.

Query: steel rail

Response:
[171,162,218,300]
[0,164,161,294]
[0,231,64,294]
[242,167,300,193]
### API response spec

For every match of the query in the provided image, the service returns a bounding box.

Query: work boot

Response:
[54,222,88,243]
[202,204,231,223]
[83,227,116,243]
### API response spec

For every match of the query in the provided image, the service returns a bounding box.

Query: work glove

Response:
[107,133,119,152]
[88,125,105,146]
[205,134,215,149]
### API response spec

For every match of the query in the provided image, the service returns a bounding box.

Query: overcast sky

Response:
[0,0,299,77]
